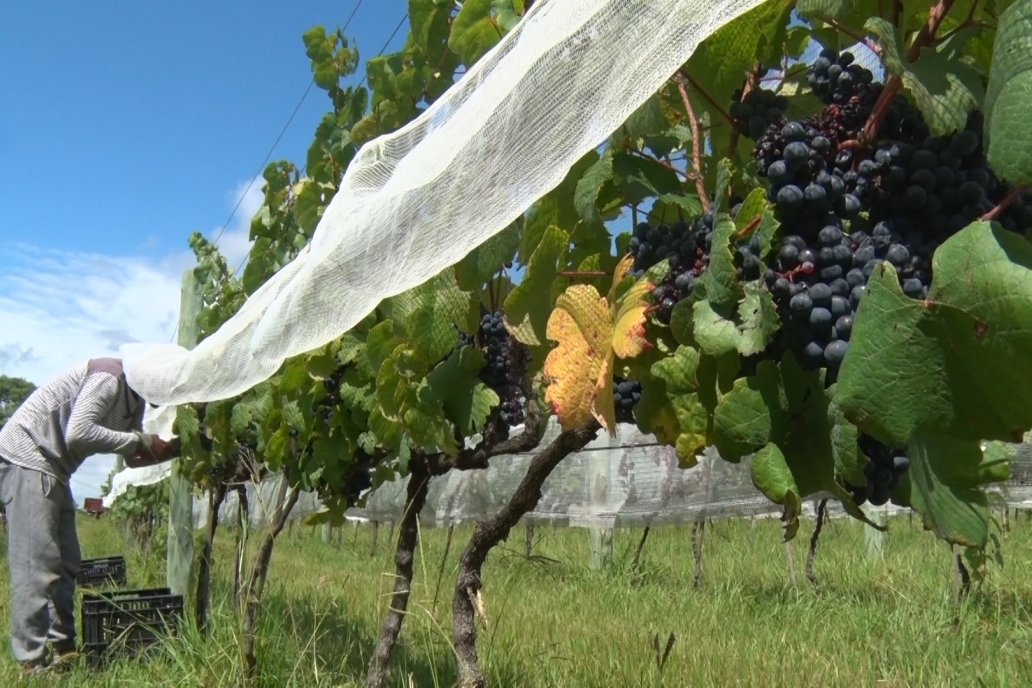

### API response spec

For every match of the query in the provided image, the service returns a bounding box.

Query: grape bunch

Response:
[807,48,876,105]
[478,311,528,433]
[847,434,910,506]
[730,87,788,139]
[754,50,1032,379]
[756,119,863,239]
[629,213,716,323]
[316,365,348,423]
[194,403,215,452]
[613,378,642,423]
[344,463,373,505]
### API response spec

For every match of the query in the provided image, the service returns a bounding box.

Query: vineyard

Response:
[12,0,1032,685]
[4,512,1032,685]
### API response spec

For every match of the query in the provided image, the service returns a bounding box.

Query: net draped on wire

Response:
[121,0,765,405]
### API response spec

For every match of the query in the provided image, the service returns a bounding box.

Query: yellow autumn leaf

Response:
[612,279,651,359]
[544,260,652,434]
[543,285,612,430]
[608,254,636,303]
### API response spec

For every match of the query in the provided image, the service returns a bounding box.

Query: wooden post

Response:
[588,432,613,570]
[784,540,797,587]
[864,504,886,559]
[167,270,200,596]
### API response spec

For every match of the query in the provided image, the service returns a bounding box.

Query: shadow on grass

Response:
[272,583,544,688]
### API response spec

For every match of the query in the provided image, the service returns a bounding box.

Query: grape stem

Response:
[825,18,882,55]
[861,0,956,144]
[936,0,982,46]
[732,214,763,242]
[673,75,712,213]
[726,65,761,161]
[557,270,609,278]
[626,146,701,184]
[981,185,1025,222]
[677,69,734,125]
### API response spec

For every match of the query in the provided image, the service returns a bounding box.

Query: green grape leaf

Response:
[618,94,671,146]
[837,222,1032,447]
[389,270,472,365]
[866,17,983,137]
[574,150,614,224]
[376,351,458,455]
[712,158,734,217]
[736,283,781,356]
[231,387,272,437]
[652,194,704,226]
[985,0,1032,185]
[366,321,400,374]
[697,214,741,313]
[521,152,598,261]
[735,187,779,258]
[905,429,1011,547]
[409,0,453,54]
[427,347,499,436]
[634,345,711,465]
[691,282,780,356]
[491,0,523,32]
[828,394,865,486]
[750,443,803,541]
[455,221,521,291]
[836,222,1032,546]
[686,2,792,118]
[306,343,340,380]
[505,225,569,346]
[714,357,835,496]
[448,0,501,66]
[612,152,682,205]
[173,406,201,454]
[796,0,878,22]
[692,300,741,355]
[263,427,290,470]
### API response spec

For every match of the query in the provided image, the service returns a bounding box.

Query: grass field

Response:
[1,510,1031,687]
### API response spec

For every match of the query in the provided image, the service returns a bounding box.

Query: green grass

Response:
[2,512,1032,686]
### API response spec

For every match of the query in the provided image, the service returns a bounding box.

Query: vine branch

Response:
[862,0,956,143]
[937,0,983,45]
[826,18,882,55]
[427,388,546,476]
[626,146,702,183]
[673,75,711,212]
[677,69,733,124]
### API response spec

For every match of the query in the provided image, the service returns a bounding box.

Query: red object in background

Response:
[84,497,105,518]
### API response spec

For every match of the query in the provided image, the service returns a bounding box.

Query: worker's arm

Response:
[65,374,141,457]
[124,434,181,469]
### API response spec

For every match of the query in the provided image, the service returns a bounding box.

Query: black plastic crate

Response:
[81,587,184,667]
[77,556,127,588]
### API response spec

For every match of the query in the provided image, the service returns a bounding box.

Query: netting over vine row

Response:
[121,0,765,405]
[120,423,1032,529]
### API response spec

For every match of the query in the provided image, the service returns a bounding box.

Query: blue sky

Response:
[0,0,408,501]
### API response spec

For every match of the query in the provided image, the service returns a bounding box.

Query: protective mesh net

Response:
[121,0,765,405]
[175,425,1032,529]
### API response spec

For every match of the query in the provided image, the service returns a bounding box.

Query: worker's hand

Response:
[150,435,181,461]
[134,433,181,462]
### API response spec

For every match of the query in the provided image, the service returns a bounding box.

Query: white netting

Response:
[184,426,1032,529]
[121,0,765,405]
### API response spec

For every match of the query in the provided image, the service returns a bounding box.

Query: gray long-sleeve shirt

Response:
[0,358,145,483]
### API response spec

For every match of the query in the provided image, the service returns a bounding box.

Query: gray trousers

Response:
[0,459,80,663]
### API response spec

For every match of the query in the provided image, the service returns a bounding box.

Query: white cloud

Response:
[0,177,264,505]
